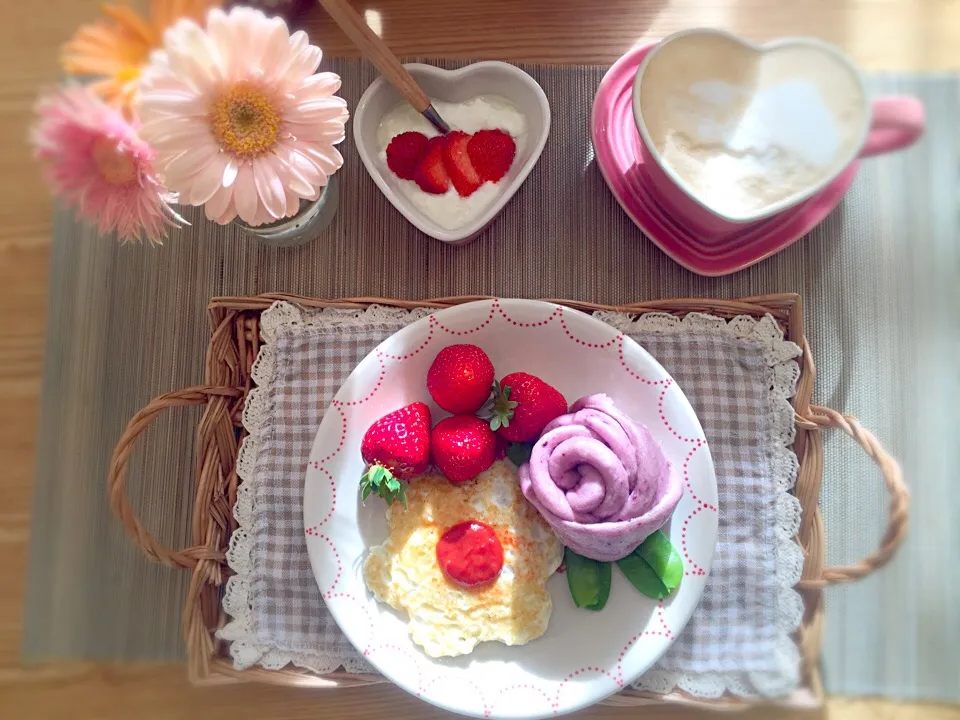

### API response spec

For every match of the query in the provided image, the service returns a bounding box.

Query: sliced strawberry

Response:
[414,136,450,194]
[385,131,429,180]
[467,129,516,183]
[443,131,483,197]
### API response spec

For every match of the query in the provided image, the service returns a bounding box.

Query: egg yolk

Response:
[436,521,504,588]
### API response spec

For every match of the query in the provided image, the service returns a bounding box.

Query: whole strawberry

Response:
[431,415,496,484]
[360,402,432,507]
[426,344,495,414]
[486,372,568,442]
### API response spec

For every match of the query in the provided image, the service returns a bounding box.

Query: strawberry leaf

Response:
[477,385,498,421]
[506,442,534,466]
[487,381,518,432]
[360,464,407,509]
[477,381,519,432]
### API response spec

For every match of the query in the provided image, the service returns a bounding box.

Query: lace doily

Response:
[598,312,804,698]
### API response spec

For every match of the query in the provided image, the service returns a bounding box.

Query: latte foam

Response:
[638,35,866,218]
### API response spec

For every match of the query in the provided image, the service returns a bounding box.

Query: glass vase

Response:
[234,174,339,248]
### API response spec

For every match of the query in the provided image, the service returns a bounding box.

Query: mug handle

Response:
[858,96,925,157]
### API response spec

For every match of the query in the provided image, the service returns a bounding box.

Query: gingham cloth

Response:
[225,307,803,694]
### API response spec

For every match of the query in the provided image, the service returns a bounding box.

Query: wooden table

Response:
[0,1,956,717]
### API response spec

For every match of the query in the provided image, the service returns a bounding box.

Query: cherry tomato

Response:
[436,521,504,588]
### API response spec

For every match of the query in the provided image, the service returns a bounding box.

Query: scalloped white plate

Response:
[304,299,718,719]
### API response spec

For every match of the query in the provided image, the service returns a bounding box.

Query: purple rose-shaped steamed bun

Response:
[518,394,682,561]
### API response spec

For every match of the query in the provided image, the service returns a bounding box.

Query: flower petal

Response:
[273,30,309,78]
[162,143,219,187]
[281,148,324,187]
[284,187,301,217]
[204,184,233,220]
[281,45,322,88]
[206,9,235,65]
[294,143,344,176]
[256,17,291,83]
[293,98,349,124]
[139,90,206,117]
[222,157,239,188]
[166,18,223,86]
[215,195,238,225]
[249,202,273,227]
[295,72,342,98]
[271,145,316,196]
[252,156,286,219]
[188,153,229,206]
[139,117,210,149]
[233,162,259,223]
[286,120,347,144]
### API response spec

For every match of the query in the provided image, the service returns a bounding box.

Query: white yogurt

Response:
[376,96,527,230]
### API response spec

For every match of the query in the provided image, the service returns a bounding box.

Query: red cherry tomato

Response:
[436,521,504,588]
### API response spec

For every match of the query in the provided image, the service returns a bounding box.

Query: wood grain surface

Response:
[1,0,957,718]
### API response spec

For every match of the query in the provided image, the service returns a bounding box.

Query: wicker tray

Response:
[107,293,908,708]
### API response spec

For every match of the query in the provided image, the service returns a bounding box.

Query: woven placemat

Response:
[26,63,957,701]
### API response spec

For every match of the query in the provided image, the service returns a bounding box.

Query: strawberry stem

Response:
[359,464,407,509]
[482,380,519,432]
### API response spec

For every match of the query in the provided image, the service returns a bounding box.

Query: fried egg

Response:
[364,460,563,657]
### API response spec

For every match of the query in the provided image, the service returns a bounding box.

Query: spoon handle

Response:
[319,0,430,113]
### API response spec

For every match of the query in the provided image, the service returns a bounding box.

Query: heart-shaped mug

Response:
[354,62,550,245]
[632,29,925,238]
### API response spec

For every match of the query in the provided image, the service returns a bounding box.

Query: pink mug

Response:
[631,32,926,240]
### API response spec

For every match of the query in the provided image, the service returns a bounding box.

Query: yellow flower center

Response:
[210,83,281,158]
[91,137,137,186]
[116,65,141,85]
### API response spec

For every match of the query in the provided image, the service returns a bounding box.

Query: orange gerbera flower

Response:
[61,1,222,111]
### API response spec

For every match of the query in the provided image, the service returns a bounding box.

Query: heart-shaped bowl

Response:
[354,62,550,245]
[632,29,871,226]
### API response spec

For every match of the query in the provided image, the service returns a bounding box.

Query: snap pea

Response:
[616,530,683,599]
[564,547,612,611]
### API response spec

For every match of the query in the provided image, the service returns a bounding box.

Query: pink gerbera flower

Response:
[31,86,183,244]
[138,7,348,226]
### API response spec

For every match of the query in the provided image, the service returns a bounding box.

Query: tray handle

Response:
[109,389,908,586]
[108,385,244,570]
[796,405,909,589]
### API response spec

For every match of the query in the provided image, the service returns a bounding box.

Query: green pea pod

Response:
[616,553,668,599]
[638,530,683,592]
[617,530,683,599]
[564,547,612,611]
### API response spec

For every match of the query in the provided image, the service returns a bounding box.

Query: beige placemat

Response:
[24,62,959,701]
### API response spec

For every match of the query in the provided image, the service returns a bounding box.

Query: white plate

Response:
[304,299,718,719]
